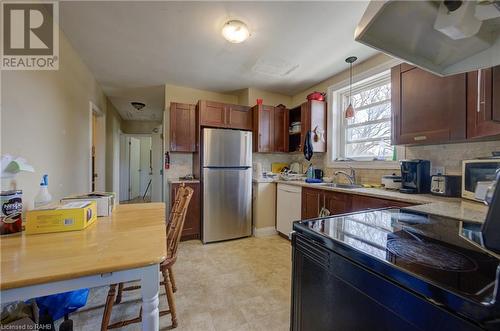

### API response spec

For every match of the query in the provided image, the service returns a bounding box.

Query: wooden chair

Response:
[101,184,194,330]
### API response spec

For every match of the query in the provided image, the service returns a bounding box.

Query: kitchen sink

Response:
[320,183,363,189]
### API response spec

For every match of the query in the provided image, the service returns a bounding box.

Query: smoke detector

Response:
[131,102,146,111]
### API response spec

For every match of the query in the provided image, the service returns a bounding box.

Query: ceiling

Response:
[60,1,378,120]
[106,85,164,121]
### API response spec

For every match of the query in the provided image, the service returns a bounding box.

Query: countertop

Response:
[274,180,488,223]
[253,178,277,183]
[0,203,166,290]
[168,179,200,184]
[402,201,488,224]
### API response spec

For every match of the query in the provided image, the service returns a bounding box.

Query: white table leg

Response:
[141,264,160,330]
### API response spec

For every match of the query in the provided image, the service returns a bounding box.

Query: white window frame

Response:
[339,73,392,160]
[326,58,403,169]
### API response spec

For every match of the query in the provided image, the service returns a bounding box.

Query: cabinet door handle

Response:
[477,69,481,113]
[413,135,427,141]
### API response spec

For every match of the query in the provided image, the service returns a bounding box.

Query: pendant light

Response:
[345,56,358,119]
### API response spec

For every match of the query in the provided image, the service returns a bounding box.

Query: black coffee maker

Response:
[400,160,431,194]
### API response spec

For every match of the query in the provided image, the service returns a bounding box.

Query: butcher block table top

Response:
[0,203,167,290]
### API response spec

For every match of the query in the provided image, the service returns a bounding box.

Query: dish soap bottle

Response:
[34,174,52,208]
[306,164,314,179]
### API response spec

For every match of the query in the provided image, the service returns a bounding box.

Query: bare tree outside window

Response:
[340,74,392,159]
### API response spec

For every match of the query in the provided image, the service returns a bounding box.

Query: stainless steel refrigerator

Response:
[202,128,252,243]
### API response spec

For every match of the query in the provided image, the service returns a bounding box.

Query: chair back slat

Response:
[167,184,194,259]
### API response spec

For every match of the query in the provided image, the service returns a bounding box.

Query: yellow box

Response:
[271,162,289,174]
[25,201,97,235]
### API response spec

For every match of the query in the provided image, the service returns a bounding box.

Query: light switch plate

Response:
[431,166,445,176]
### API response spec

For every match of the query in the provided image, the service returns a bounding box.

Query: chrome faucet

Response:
[334,167,356,184]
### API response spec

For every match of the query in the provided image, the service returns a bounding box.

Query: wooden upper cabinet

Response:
[391,64,466,145]
[253,105,274,152]
[198,100,252,130]
[305,100,327,153]
[493,66,500,122]
[467,67,500,139]
[199,100,226,127]
[170,102,196,152]
[252,105,288,153]
[274,106,288,152]
[289,100,326,152]
[227,104,252,130]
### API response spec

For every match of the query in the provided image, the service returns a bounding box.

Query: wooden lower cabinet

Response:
[301,188,322,219]
[170,182,200,241]
[351,195,413,211]
[323,191,352,215]
[301,187,414,219]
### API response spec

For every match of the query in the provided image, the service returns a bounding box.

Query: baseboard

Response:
[253,226,278,237]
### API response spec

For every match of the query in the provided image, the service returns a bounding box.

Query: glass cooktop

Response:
[298,209,500,303]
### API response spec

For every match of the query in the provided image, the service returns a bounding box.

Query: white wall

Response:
[1,30,106,210]
[92,105,106,191]
[105,99,122,200]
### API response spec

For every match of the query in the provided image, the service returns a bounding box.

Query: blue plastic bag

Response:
[35,289,89,321]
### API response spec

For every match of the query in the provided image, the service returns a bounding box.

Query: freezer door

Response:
[202,128,252,167]
[203,168,252,243]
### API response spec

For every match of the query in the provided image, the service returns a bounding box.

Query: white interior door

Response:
[129,137,141,199]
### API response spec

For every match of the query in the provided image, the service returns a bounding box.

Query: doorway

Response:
[89,102,105,192]
[120,134,161,203]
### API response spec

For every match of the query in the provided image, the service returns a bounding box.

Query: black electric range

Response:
[291,208,500,331]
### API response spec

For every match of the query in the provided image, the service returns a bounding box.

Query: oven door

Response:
[462,160,500,201]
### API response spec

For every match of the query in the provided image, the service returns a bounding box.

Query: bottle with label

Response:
[34,174,52,208]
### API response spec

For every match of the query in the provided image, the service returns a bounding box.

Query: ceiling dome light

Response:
[131,101,146,111]
[222,20,250,43]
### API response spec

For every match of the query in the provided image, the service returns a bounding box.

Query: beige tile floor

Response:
[64,235,292,331]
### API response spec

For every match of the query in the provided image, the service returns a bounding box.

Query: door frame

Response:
[119,133,162,202]
[89,101,105,192]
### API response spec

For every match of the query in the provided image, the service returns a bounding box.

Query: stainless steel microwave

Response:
[462,159,500,201]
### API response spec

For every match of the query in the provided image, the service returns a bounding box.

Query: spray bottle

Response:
[34,174,52,208]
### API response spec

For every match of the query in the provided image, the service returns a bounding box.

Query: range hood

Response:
[355,0,500,76]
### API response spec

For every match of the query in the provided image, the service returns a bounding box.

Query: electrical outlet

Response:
[431,166,445,176]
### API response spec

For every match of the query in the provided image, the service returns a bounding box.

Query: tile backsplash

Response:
[404,140,500,175]
[166,139,500,189]
[253,153,299,172]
